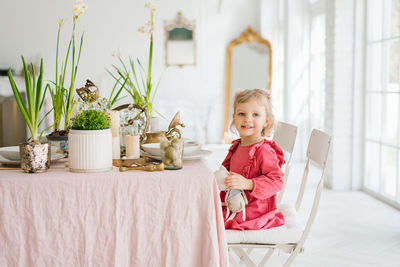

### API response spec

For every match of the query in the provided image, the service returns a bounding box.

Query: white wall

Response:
[0,0,260,143]
[325,0,358,190]
[261,0,363,190]
[261,0,313,161]
[260,0,285,122]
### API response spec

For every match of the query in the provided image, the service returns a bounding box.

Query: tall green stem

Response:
[108,5,159,118]
[146,12,154,117]
[54,24,62,132]
[65,20,77,129]
[64,18,83,130]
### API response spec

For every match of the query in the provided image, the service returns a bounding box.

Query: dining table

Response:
[0,158,228,267]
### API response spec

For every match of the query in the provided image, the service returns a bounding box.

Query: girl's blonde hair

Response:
[231,89,276,137]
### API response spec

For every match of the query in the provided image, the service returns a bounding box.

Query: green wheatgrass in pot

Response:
[71,110,111,130]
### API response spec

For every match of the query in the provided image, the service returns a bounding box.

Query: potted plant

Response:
[8,56,50,173]
[108,3,163,132]
[47,0,88,151]
[68,97,112,172]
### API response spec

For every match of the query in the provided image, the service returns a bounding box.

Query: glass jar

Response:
[160,137,183,170]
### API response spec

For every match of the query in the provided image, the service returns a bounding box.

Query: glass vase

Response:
[160,137,183,170]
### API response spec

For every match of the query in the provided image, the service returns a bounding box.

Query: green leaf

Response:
[74,33,84,77]
[21,56,33,120]
[38,107,53,127]
[108,77,121,103]
[153,108,167,120]
[8,69,31,127]
[8,56,47,142]
[39,82,49,111]
[61,40,72,92]
[39,123,55,141]
[111,77,128,106]
[136,59,147,95]
[35,59,44,118]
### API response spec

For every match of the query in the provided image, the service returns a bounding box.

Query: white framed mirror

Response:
[164,12,196,67]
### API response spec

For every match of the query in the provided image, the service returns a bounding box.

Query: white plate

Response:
[142,149,212,161]
[0,146,59,161]
[141,142,201,156]
[0,153,65,166]
[0,146,21,161]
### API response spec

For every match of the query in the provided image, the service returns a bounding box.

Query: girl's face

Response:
[233,99,268,142]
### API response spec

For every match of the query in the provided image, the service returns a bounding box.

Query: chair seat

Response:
[226,204,304,245]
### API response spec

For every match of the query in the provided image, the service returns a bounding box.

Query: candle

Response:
[112,137,120,159]
[125,134,140,159]
[107,110,120,138]
[107,110,121,159]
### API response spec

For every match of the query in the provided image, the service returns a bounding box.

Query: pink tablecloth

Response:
[0,160,227,267]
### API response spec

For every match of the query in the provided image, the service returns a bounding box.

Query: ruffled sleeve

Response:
[221,139,240,171]
[248,140,285,199]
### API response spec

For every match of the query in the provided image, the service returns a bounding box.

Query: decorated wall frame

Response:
[164,12,196,67]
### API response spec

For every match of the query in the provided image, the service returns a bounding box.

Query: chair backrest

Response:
[295,129,331,211]
[285,129,331,267]
[226,129,331,267]
[273,121,298,204]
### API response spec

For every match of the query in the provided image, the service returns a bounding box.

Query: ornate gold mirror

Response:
[222,26,272,143]
[164,12,196,67]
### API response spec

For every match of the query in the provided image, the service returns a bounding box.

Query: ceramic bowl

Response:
[142,142,200,156]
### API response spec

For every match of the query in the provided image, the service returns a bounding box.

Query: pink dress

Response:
[220,138,285,230]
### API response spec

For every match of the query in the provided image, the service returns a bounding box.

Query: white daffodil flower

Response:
[73,7,80,16]
[112,50,121,59]
[73,0,88,18]
[145,3,154,9]
[144,3,156,12]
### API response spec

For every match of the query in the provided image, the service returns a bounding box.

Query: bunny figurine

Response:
[214,166,248,221]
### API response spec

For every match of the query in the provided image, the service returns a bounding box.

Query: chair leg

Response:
[283,245,302,267]
[258,248,275,267]
[228,251,242,267]
[232,247,257,267]
[239,248,253,265]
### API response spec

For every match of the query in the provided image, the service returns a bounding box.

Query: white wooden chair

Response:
[272,121,298,205]
[242,121,298,259]
[226,129,332,267]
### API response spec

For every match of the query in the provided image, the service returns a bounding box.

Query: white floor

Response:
[203,145,400,267]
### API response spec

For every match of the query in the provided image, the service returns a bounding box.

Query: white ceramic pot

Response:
[148,117,160,132]
[68,129,112,172]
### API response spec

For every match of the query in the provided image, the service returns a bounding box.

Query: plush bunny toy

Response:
[214,166,248,221]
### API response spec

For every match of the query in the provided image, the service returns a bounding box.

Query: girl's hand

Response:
[225,171,254,190]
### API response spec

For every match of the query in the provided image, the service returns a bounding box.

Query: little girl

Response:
[221,89,285,230]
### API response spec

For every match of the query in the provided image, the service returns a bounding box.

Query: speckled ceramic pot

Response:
[19,142,51,173]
